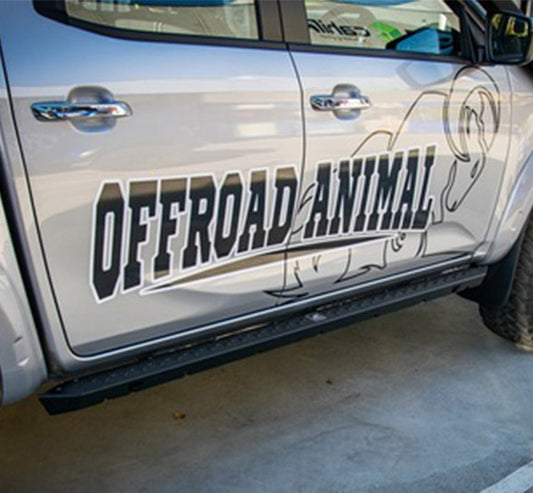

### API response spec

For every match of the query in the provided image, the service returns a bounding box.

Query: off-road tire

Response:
[480,218,533,351]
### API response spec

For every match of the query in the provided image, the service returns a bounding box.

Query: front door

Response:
[277,0,511,301]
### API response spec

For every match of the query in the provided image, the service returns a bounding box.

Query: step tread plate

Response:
[40,266,486,414]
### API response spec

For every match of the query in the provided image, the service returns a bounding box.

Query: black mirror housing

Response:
[486,11,533,65]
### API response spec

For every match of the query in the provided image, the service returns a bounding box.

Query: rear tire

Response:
[480,217,533,351]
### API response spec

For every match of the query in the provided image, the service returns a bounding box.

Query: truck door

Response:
[0,0,302,356]
[276,0,511,301]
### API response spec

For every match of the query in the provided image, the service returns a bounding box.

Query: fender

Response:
[464,147,533,307]
[0,59,46,405]
[0,184,47,405]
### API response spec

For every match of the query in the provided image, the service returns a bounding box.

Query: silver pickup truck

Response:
[1,0,533,414]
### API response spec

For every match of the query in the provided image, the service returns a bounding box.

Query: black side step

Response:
[40,266,486,415]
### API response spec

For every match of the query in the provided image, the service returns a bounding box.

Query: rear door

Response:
[0,0,302,355]
[276,0,511,301]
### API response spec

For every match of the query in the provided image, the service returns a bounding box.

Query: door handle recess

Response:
[31,101,132,121]
[310,94,371,112]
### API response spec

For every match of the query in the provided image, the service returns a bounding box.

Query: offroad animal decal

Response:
[89,66,500,304]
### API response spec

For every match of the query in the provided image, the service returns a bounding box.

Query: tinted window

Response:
[65,0,259,40]
[304,0,462,57]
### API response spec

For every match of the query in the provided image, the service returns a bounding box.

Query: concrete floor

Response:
[2,295,533,493]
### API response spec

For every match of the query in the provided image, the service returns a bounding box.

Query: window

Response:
[304,0,463,57]
[64,0,259,40]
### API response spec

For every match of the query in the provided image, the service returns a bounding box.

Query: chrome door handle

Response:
[310,94,371,112]
[31,101,132,121]
[310,84,371,120]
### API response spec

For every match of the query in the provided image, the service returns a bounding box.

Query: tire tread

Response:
[480,218,533,350]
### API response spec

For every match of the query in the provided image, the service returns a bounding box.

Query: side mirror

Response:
[487,11,533,65]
